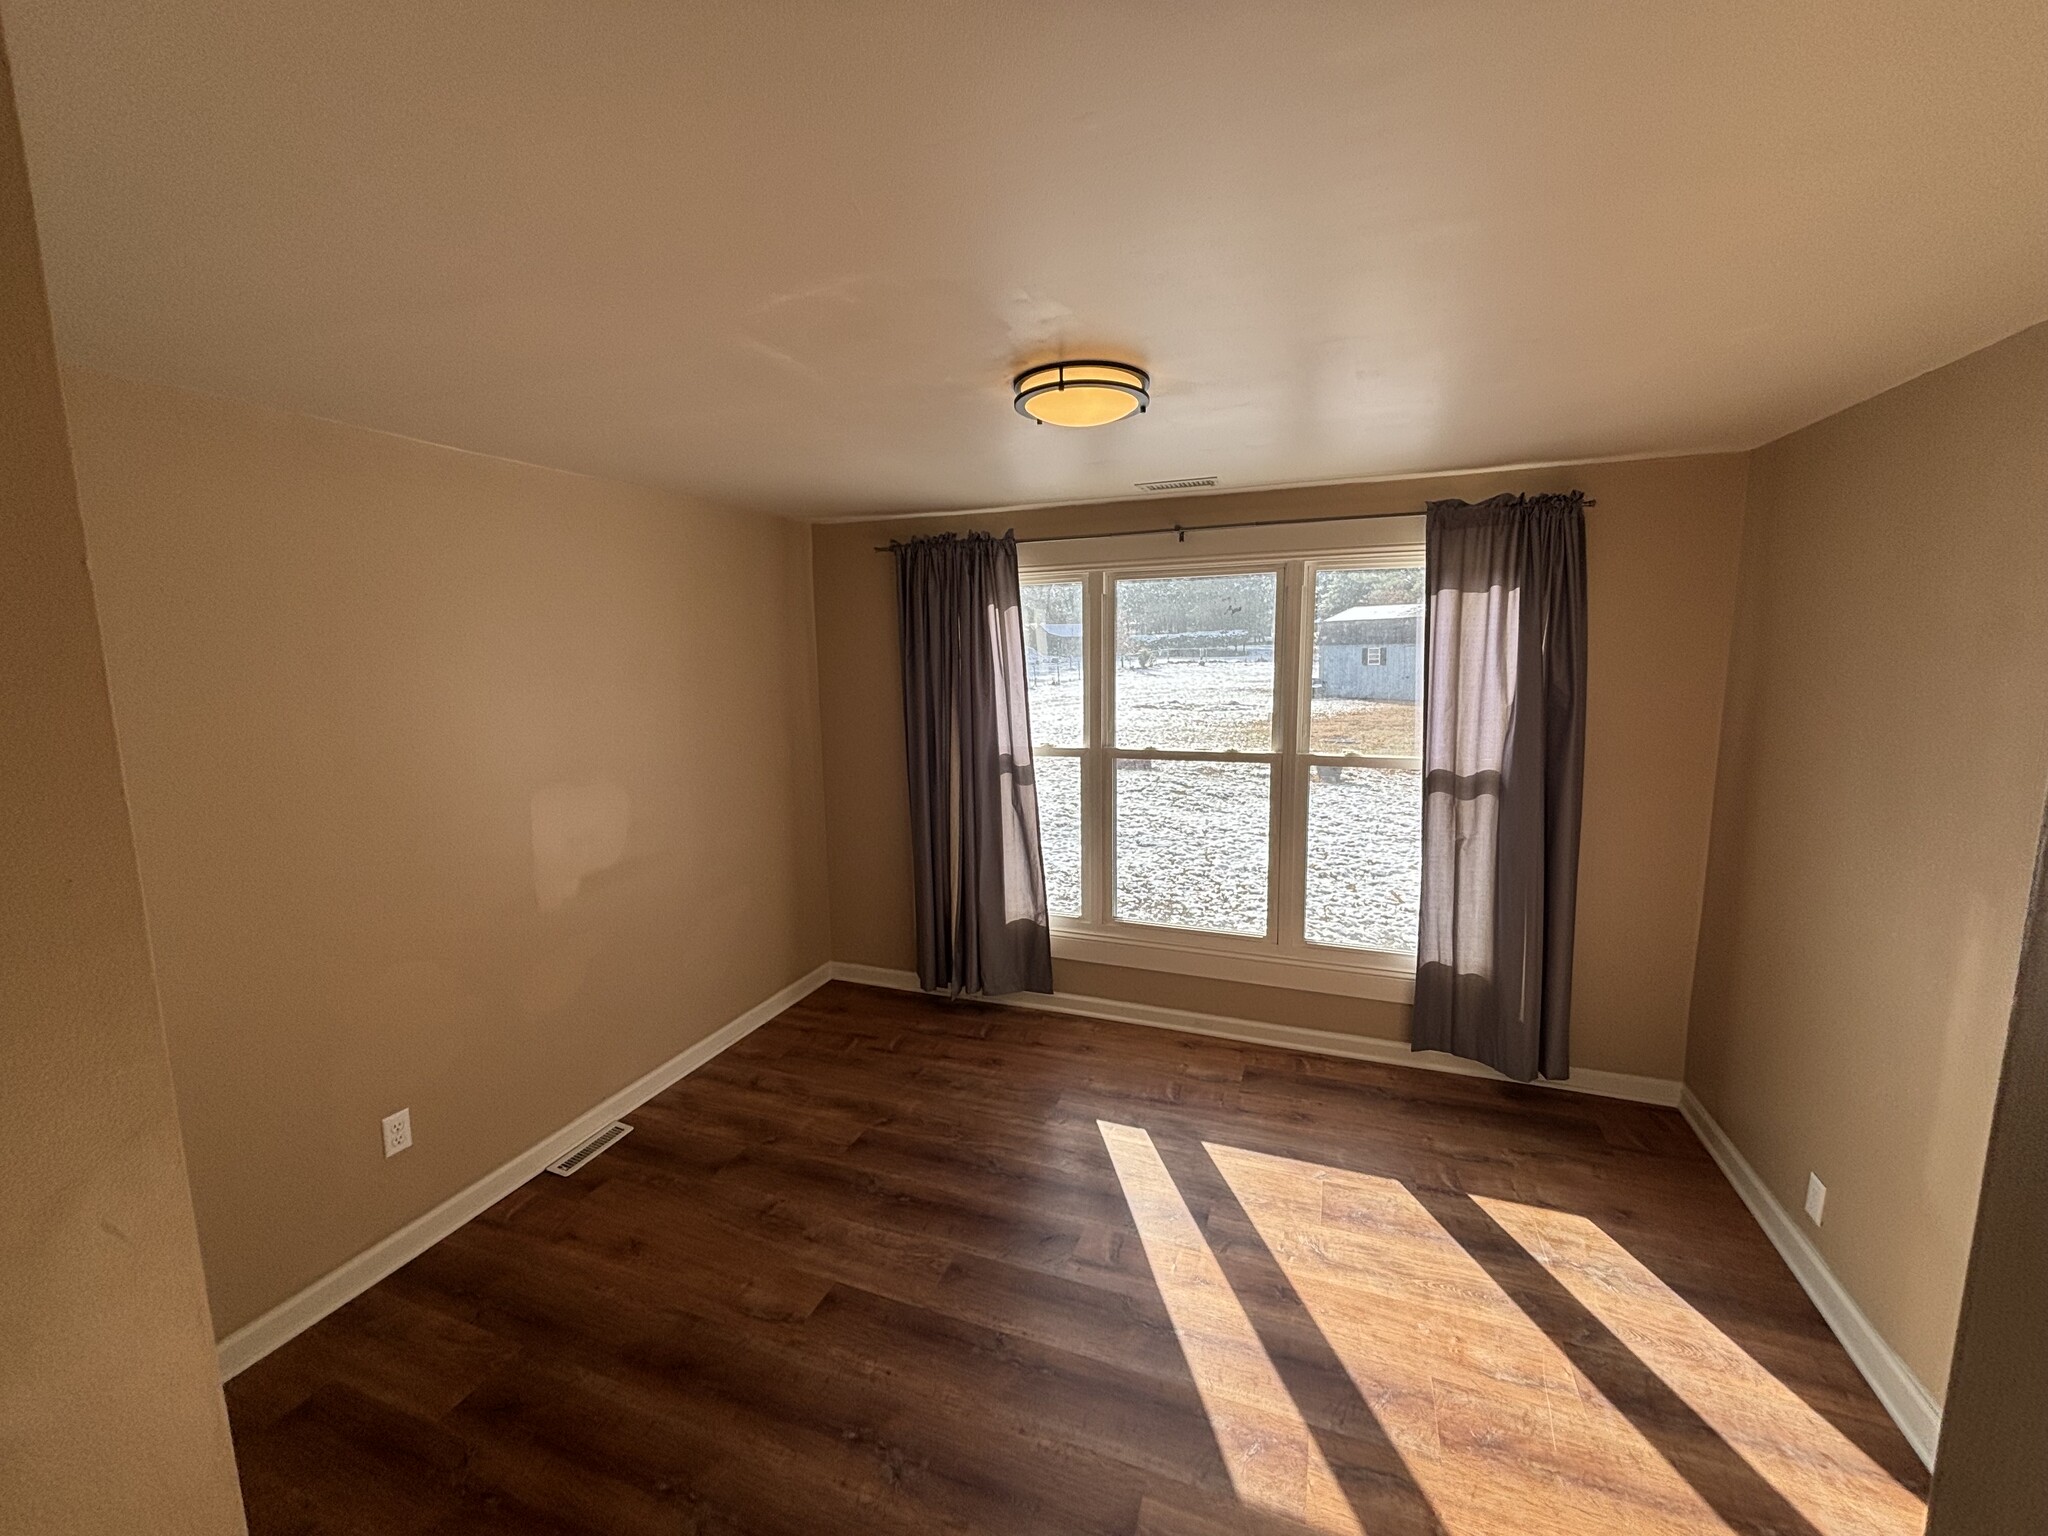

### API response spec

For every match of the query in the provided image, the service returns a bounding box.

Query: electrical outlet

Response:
[1804,1172,1827,1225]
[382,1107,413,1159]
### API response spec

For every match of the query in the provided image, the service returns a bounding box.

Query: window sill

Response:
[1050,925,1416,1005]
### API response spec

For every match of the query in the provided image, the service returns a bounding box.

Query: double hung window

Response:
[1020,519,1424,1000]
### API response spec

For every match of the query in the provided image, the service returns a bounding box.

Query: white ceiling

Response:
[5,1,2045,519]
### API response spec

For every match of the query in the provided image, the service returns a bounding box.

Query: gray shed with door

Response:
[1315,603,1421,702]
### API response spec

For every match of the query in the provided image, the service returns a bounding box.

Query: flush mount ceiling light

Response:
[1012,360,1150,427]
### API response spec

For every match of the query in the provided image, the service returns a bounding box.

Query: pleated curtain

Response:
[893,531,1056,997]
[1413,492,1588,1082]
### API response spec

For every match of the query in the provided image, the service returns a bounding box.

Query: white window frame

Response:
[1021,516,1423,1004]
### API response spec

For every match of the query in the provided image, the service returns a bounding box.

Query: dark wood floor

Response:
[226,982,1930,1535]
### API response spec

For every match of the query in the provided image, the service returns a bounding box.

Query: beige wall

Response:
[0,38,246,1536]
[1928,806,2048,1529]
[813,453,1749,1080]
[61,367,832,1338]
[1687,322,2048,1399]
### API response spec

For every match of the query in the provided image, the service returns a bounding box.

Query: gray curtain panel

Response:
[1413,492,1588,1082]
[893,531,1056,997]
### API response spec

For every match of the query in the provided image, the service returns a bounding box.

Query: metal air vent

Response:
[1134,476,1218,493]
[546,1121,634,1176]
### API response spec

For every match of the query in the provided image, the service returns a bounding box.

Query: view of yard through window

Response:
[1117,758,1271,933]
[1306,765,1420,951]
[1023,559,1423,956]
[1116,574,1276,750]
[1035,754,1080,915]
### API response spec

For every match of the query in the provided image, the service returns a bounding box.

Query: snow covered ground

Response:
[1113,759,1273,935]
[1036,756,1082,915]
[1115,656,1277,752]
[1029,659,1420,953]
[1305,766,1420,952]
[1028,655,1418,754]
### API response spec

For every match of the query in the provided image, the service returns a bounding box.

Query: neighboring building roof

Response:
[1036,622,1083,638]
[1319,603,1422,625]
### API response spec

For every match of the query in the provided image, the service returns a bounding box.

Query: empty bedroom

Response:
[3,3,2045,1533]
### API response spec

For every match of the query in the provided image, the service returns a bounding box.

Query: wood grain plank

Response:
[226,981,1929,1535]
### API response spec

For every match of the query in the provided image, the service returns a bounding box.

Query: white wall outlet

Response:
[1804,1172,1827,1225]
[382,1107,413,1159]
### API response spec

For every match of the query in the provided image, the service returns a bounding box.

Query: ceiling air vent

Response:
[1134,476,1218,493]
[546,1121,634,1176]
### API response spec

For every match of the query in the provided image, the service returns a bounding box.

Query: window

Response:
[1021,524,1424,1001]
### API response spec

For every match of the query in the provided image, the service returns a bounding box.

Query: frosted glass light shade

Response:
[1013,361,1149,427]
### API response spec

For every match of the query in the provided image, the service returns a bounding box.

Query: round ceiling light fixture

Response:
[1012,360,1150,427]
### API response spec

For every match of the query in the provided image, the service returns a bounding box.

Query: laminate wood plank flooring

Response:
[226,981,1931,1535]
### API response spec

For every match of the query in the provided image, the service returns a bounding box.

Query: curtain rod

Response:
[873,499,1593,552]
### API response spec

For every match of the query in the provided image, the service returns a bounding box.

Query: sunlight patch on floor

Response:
[1098,1121,1366,1535]
[1207,1141,1739,1535]
[1475,1195,1926,1536]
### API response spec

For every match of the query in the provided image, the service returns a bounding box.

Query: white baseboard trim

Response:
[827,962,1682,1107]
[1678,1087,1942,1467]
[834,964,1938,1459]
[215,958,1935,1468]
[215,963,835,1380]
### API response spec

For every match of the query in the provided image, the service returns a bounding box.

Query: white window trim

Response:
[1021,517,1424,1004]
